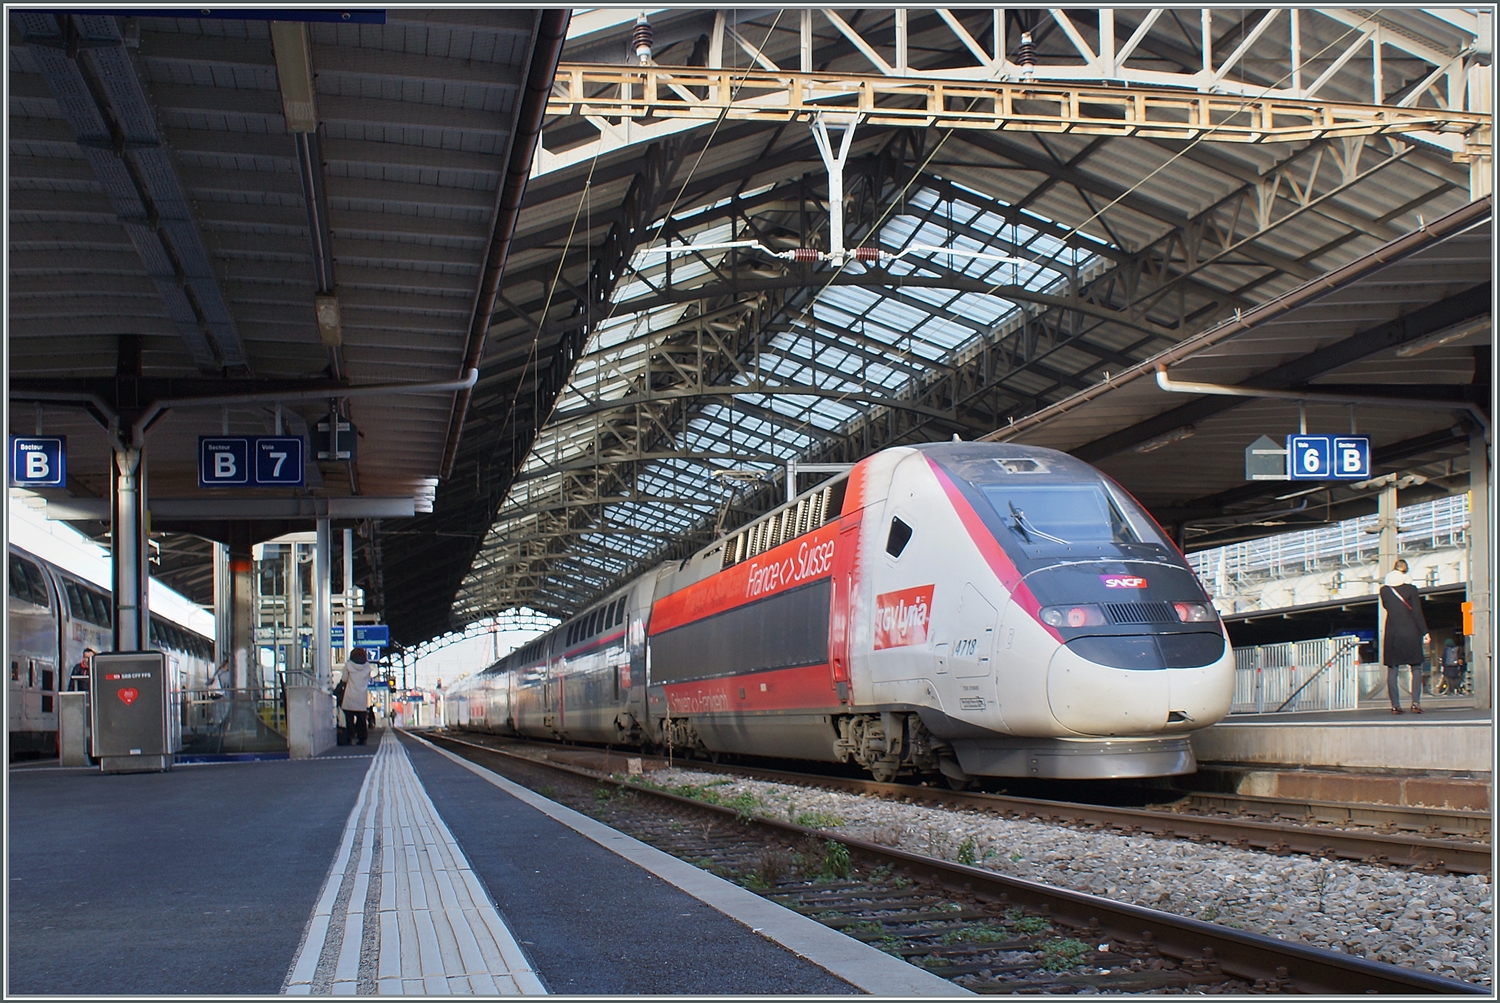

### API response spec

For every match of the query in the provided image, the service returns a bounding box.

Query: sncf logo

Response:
[1101,575,1148,589]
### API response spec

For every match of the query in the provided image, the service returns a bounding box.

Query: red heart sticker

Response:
[118,687,139,706]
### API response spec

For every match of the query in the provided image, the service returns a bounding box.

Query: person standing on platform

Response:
[338,648,373,745]
[67,647,96,692]
[1380,559,1429,715]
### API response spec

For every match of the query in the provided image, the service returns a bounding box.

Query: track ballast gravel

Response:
[648,766,1493,986]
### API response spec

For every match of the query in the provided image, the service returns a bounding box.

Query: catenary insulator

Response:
[1016,31,1036,68]
[632,15,654,64]
[853,246,883,262]
[790,247,820,262]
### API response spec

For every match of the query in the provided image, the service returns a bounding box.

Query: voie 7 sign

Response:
[199,436,306,487]
[254,437,304,486]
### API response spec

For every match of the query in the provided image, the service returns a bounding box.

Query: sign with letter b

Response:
[1332,436,1370,480]
[9,436,66,487]
[199,437,250,486]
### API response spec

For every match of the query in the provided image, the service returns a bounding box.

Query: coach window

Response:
[9,555,34,603]
[886,516,913,558]
[24,561,50,607]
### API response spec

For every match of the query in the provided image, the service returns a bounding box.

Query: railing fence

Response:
[1231,636,1361,714]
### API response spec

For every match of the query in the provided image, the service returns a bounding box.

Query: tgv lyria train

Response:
[446,443,1234,782]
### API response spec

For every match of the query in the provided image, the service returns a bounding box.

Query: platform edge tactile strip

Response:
[406,731,966,997]
[281,733,546,995]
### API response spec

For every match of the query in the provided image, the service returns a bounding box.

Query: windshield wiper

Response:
[1008,501,1070,546]
[1007,501,1032,542]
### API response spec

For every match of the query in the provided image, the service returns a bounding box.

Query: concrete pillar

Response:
[342,526,355,667]
[1374,480,1398,665]
[314,517,332,687]
[212,541,230,670]
[286,542,303,682]
[1468,433,1492,709]
[229,542,255,691]
[111,445,149,650]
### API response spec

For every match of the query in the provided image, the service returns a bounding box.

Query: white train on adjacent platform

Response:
[446,443,1235,783]
[8,543,215,757]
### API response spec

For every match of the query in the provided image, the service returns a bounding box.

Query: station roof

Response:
[7,8,1492,644]
[7,9,564,625]
[989,196,1491,548]
[444,8,1491,630]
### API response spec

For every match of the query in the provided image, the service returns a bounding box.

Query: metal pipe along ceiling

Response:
[440,7,573,480]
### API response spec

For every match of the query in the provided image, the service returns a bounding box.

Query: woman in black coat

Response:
[1380,559,1429,715]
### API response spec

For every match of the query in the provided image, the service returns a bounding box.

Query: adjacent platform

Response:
[7,729,957,996]
[1189,705,1493,807]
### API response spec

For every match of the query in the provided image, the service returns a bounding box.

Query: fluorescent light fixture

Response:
[315,294,342,347]
[1134,425,1197,453]
[270,21,318,133]
[1395,316,1490,357]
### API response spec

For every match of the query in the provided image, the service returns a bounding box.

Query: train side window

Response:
[886,516,913,558]
[24,561,50,607]
[9,555,32,602]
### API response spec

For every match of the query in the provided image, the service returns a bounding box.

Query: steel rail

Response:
[1182,791,1491,837]
[425,732,1484,995]
[659,758,1493,876]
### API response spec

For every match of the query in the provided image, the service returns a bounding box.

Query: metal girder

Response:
[547,63,1486,143]
[455,9,1486,625]
[17,12,251,375]
[547,383,955,425]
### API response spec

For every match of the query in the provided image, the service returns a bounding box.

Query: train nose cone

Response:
[1046,640,1170,736]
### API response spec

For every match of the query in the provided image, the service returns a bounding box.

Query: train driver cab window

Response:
[982,484,1155,548]
[886,516,913,558]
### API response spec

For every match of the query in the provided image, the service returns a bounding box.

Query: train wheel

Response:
[945,774,973,791]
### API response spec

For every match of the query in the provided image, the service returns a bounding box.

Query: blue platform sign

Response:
[254,436,304,486]
[331,624,390,646]
[1331,436,1371,480]
[1287,435,1332,480]
[9,436,66,487]
[199,437,250,486]
[200,436,308,487]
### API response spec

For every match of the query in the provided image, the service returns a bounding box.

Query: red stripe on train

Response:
[649,521,840,635]
[662,663,841,715]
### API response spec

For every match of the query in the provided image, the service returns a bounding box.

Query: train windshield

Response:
[980,483,1169,555]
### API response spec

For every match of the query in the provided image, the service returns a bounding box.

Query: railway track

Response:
[421,731,1484,995]
[480,738,1492,876]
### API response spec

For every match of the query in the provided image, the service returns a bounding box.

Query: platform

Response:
[7,729,958,996]
[1189,705,1493,806]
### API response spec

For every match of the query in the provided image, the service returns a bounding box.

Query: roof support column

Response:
[1467,432,1491,710]
[314,518,333,688]
[111,444,149,652]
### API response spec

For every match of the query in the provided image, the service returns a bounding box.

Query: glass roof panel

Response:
[462,177,1105,616]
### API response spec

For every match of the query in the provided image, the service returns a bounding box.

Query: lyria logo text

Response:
[1101,575,1148,589]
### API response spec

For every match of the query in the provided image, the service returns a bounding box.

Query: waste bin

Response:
[91,651,178,773]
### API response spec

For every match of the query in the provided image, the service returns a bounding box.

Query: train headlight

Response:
[1173,601,1217,623]
[1040,604,1105,628]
